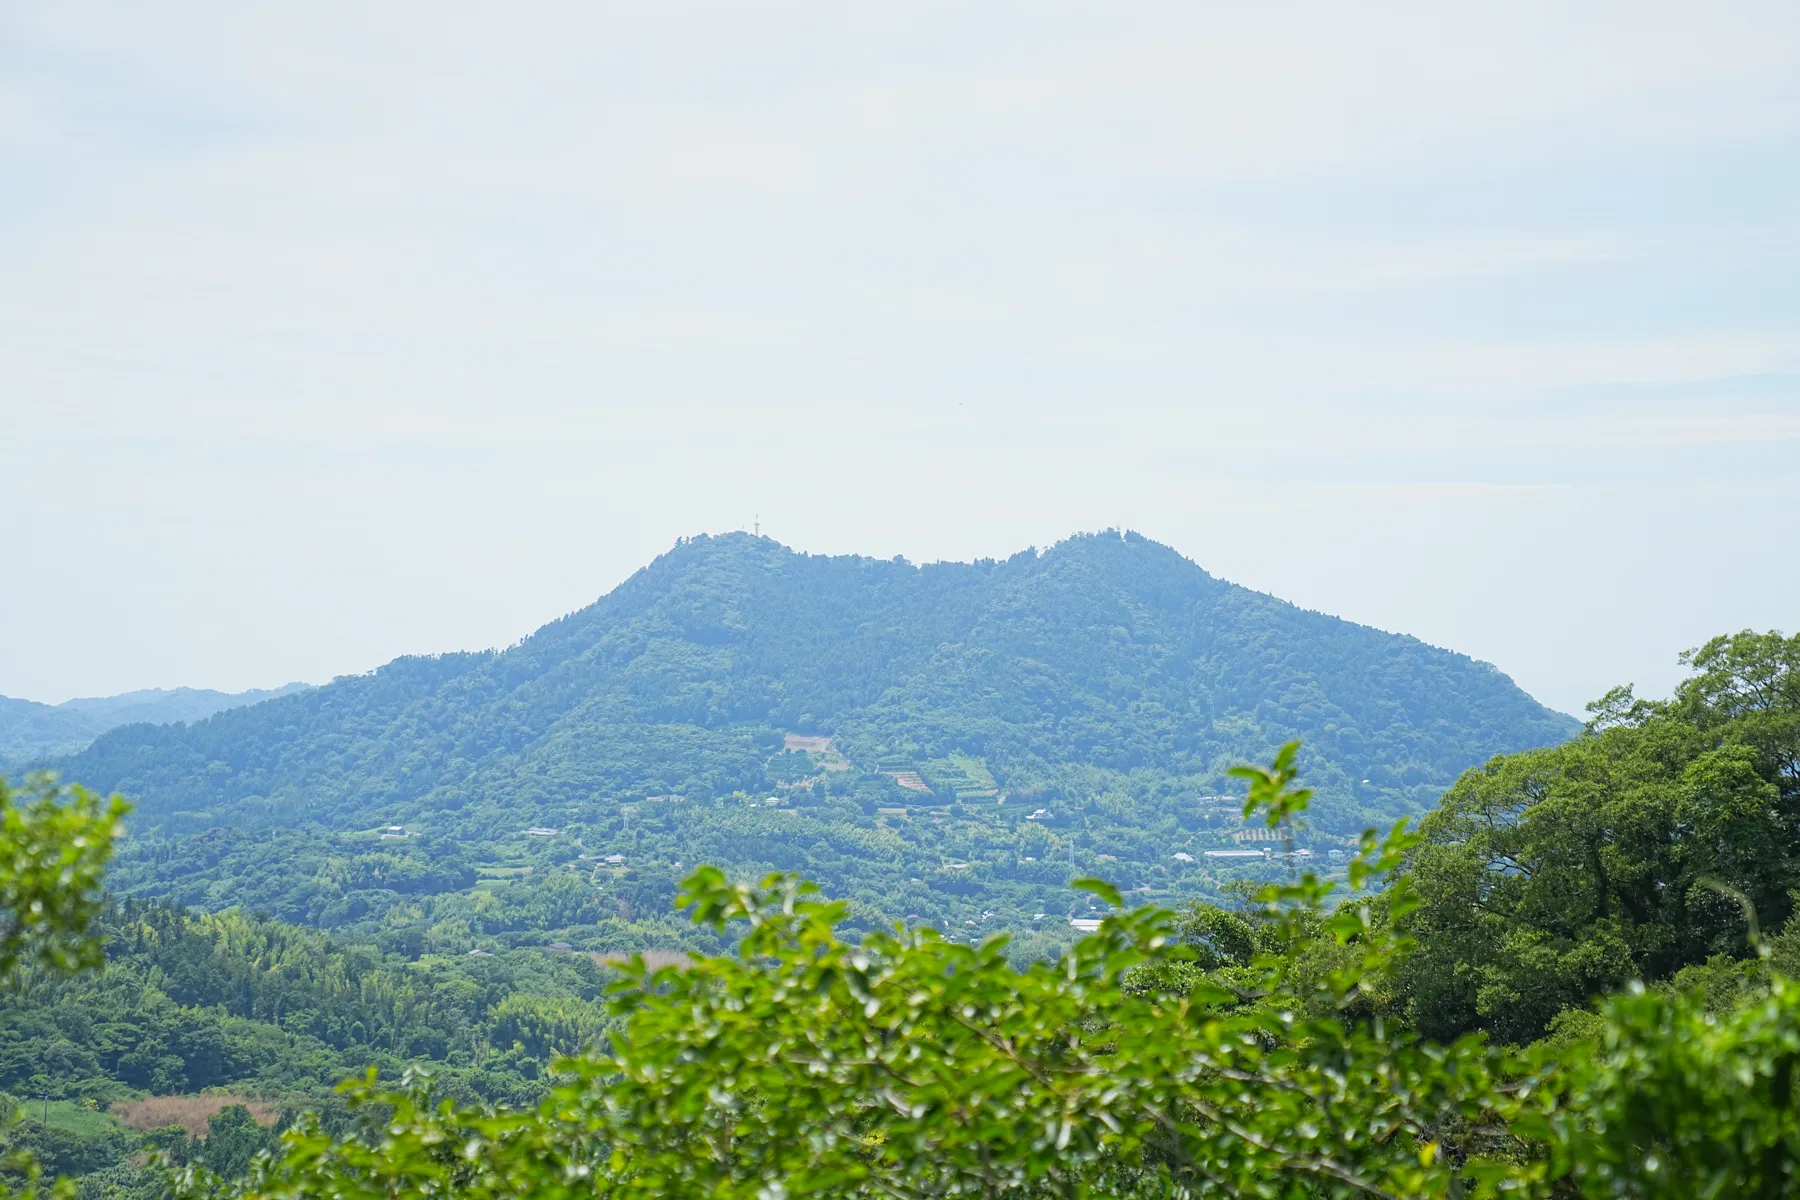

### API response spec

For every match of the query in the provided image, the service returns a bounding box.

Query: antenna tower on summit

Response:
[754,515,760,536]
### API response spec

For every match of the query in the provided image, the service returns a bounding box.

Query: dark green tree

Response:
[1394,630,1800,1043]
[194,1108,277,1181]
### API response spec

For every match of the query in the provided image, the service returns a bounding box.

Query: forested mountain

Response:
[0,684,310,770]
[60,531,1575,945]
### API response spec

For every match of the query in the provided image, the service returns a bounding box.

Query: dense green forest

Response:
[0,628,1793,1196]
[0,887,652,1193]
[0,902,625,1109]
[0,685,310,773]
[51,532,1574,947]
[1395,629,1800,1043]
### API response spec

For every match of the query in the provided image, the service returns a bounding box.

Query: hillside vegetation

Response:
[1,629,1795,1196]
[0,901,623,1116]
[0,685,310,772]
[61,532,1574,945]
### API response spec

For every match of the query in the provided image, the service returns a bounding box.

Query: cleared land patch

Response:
[782,733,852,770]
[111,1095,280,1138]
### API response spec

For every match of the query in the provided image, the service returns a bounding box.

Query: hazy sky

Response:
[3,2,1797,715]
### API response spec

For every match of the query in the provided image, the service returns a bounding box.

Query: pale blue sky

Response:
[3,2,1797,714]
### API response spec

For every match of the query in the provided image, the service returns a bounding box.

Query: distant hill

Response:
[58,532,1577,943]
[0,683,312,770]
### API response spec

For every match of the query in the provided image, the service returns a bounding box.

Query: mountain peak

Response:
[57,532,1576,930]
[69,531,1571,822]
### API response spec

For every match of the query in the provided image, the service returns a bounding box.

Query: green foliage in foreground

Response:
[0,772,125,1198]
[138,747,1800,1199]
[0,777,126,978]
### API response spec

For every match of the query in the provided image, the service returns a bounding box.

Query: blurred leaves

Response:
[0,775,126,978]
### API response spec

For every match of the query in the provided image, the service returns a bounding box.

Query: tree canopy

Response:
[1395,630,1800,1044]
[0,775,125,977]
